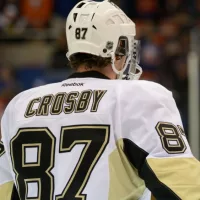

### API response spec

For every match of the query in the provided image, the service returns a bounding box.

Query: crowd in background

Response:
[0,0,199,136]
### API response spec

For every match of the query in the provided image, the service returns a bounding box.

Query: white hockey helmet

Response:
[66,0,142,80]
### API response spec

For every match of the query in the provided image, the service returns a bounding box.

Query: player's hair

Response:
[69,53,112,70]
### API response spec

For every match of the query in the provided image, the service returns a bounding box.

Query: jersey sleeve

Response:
[121,81,200,200]
[0,102,15,199]
[0,147,14,200]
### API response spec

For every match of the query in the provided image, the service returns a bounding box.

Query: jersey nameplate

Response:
[24,90,107,118]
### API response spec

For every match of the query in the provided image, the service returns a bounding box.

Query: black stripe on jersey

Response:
[11,185,20,200]
[123,139,181,200]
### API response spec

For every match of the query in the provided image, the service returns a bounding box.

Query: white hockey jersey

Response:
[0,71,200,200]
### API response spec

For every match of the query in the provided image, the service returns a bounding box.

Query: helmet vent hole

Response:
[73,13,78,22]
[92,25,97,30]
[77,2,85,8]
[91,13,95,21]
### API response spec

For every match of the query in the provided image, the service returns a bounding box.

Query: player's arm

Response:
[0,146,14,200]
[0,102,19,200]
[122,82,200,200]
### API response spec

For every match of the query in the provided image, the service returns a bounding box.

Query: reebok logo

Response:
[62,83,84,87]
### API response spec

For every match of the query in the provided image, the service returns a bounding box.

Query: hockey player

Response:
[1,1,200,199]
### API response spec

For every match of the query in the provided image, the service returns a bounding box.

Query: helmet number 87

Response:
[75,28,88,40]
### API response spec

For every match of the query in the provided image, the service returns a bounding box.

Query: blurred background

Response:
[0,0,200,158]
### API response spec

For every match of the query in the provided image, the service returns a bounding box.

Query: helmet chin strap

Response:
[110,51,142,80]
[110,52,120,74]
[110,52,129,80]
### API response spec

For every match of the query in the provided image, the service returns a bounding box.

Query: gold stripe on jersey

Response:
[108,139,145,200]
[147,157,200,200]
[0,181,14,200]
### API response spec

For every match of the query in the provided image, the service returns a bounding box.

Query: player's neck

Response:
[76,65,117,80]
